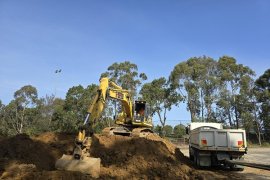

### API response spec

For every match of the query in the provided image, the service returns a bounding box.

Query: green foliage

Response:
[1,58,269,141]
[170,56,218,122]
[140,77,182,128]
[216,56,255,128]
[0,100,5,133]
[14,85,38,107]
[173,124,186,138]
[53,84,98,133]
[50,98,66,131]
[255,69,270,139]
[153,124,186,138]
[64,84,98,120]
[153,124,162,135]
[1,85,38,135]
[92,118,114,134]
[101,61,147,98]
[170,56,256,131]
[33,95,56,133]
[162,125,173,136]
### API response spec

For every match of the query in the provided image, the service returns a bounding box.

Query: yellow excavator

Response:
[55,77,153,177]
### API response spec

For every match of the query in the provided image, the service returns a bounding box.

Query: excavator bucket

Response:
[55,154,101,178]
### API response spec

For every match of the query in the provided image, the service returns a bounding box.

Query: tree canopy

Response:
[140,77,182,130]
[101,61,147,98]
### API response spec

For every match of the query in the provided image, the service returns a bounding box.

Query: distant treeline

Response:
[0,56,269,144]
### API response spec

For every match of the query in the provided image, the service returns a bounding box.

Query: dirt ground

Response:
[0,132,260,179]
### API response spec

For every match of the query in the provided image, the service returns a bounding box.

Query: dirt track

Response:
[0,132,251,179]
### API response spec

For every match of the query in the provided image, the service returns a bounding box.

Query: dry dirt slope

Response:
[0,132,243,179]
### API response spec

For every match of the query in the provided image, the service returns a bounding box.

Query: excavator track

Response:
[102,127,114,136]
[131,128,153,137]
[102,127,131,136]
[102,127,153,137]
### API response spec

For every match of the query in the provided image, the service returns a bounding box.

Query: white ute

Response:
[187,122,247,168]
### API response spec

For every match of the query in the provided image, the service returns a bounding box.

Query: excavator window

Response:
[138,108,144,116]
[135,101,146,116]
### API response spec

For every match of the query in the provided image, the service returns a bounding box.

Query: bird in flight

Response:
[55,69,62,73]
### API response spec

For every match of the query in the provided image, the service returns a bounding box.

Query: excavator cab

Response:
[133,101,152,127]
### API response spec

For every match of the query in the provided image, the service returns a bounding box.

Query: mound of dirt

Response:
[0,132,75,169]
[0,132,242,179]
[0,134,56,170]
[90,134,200,179]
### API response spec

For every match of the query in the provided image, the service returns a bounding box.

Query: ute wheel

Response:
[189,151,194,161]
[194,153,197,165]
[196,155,200,167]
[194,151,200,167]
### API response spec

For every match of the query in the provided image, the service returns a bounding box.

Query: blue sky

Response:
[1,0,270,126]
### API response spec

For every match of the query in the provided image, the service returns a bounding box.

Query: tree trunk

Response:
[190,107,196,122]
[200,89,204,121]
[234,105,238,129]
[19,107,26,134]
[206,103,212,121]
[188,99,196,122]
[228,108,232,127]
[157,110,166,137]
[15,108,20,134]
[163,108,167,126]
[254,102,262,146]
[157,111,165,128]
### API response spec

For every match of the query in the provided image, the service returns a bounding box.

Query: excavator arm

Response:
[76,77,133,144]
[56,77,134,177]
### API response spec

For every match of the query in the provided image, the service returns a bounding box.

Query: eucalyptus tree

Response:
[101,61,147,98]
[236,74,262,143]
[173,124,186,138]
[255,69,270,139]
[33,94,60,133]
[60,84,98,132]
[101,61,148,122]
[217,56,255,128]
[2,85,38,134]
[0,100,8,135]
[0,100,4,120]
[169,56,218,122]
[140,77,182,129]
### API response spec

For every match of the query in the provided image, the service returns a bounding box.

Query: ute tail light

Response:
[238,140,244,147]
[201,139,207,146]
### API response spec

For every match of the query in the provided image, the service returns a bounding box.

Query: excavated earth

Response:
[0,132,243,179]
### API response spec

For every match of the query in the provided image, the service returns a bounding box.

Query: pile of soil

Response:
[0,132,77,179]
[90,134,198,179]
[0,133,75,169]
[0,132,241,179]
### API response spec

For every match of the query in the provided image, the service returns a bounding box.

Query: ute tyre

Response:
[189,152,194,161]
[194,153,197,165]
[196,155,200,167]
